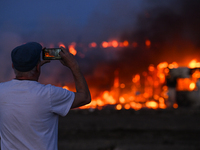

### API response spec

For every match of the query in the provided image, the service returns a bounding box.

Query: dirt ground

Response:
[58,108,200,150]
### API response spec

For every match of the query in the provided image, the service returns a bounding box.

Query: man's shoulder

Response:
[34,82,66,94]
[0,80,13,86]
[0,79,65,92]
[0,79,46,89]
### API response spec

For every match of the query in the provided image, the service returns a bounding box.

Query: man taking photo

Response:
[0,42,91,150]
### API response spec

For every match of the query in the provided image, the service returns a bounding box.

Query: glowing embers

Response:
[175,60,200,91]
[68,42,77,56]
[58,42,77,56]
[81,91,117,110]
[58,42,66,48]
[102,41,109,48]
[146,101,158,109]
[79,61,173,110]
[89,42,97,48]
[188,59,200,68]
[101,40,130,48]
[45,41,200,110]
[176,78,196,91]
[191,70,200,79]
[122,41,129,47]
[63,86,69,90]
[145,39,151,47]
[101,40,119,48]
[54,40,200,110]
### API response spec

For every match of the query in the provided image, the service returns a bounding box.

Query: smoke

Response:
[80,0,200,91]
[113,0,200,84]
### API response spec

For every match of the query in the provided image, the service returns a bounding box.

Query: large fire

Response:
[53,41,200,110]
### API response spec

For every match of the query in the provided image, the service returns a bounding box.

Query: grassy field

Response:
[58,108,200,150]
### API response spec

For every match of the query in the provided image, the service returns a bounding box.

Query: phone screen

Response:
[43,48,62,60]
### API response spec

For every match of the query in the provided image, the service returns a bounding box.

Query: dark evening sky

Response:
[0,0,175,45]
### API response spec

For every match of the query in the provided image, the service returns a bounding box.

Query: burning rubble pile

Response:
[80,58,200,110]
[47,41,200,111]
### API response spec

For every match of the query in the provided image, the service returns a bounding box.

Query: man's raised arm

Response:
[59,47,91,109]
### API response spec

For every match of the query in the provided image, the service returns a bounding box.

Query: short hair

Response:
[13,66,37,78]
[13,60,41,78]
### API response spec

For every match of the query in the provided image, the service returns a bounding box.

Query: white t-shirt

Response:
[0,79,75,150]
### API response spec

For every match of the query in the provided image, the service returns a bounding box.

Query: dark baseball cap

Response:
[11,42,42,72]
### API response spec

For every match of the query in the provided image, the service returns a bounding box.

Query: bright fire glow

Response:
[103,91,116,105]
[145,39,151,47]
[132,74,140,83]
[173,103,178,109]
[188,59,200,68]
[123,41,129,47]
[192,70,200,78]
[111,40,118,48]
[63,86,69,90]
[102,41,109,48]
[68,42,77,55]
[78,59,200,110]
[189,82,196,91]
[89,42,97,48]
[58,42,66,48]
[177,78,196,91]
[79,61,177,110]
[146,101,158,109]
[148,64,155,72]
[52,41,200,111]
[168,62,178,69]
[116,104,122,110]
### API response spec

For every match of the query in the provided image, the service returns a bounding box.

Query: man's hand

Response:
[59,47,79,71]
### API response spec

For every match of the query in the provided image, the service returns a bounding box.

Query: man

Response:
[0,42,91,150]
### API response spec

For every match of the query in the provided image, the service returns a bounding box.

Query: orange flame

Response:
[58,42,66,48]
[145,39,151,47]
[78,60,184,110]
[146,101,158,109]
[123,40,129,47]
[68,42,77,56]
[89,42,97,48]
[63,86,69,90]
[176,78,196,91]
[192,70,200,78]
[111,40,118,48]
[188,59,200,68]
[102,41,109,48]
[55,40,200,110]
[168,62,178,69]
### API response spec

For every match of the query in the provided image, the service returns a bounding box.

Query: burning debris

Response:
[168,60,200,108]
[80,59,200,110]
[42,41,200,111]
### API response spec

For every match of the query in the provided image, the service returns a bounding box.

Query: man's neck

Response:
[15,76,38,81]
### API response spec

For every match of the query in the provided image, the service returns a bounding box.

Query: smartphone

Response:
[43,48,62,60]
